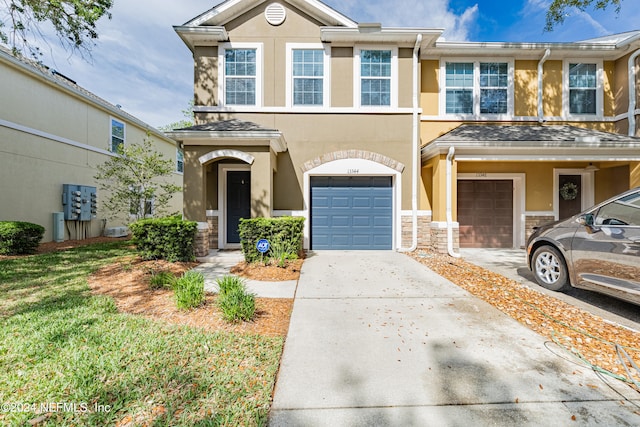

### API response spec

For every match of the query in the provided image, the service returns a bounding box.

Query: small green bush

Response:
[216,275,255,323]
[130,216,197,262]
[238,216,304,264]
[0,221,45,255]
[149,271,176,290]
[174,271,205,310]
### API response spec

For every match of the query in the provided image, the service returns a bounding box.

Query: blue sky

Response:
[19,0,639,130]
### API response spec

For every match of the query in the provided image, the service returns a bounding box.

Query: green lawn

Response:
[0,242,283,426]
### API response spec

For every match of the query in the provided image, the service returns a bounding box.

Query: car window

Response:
[595,191,640,227]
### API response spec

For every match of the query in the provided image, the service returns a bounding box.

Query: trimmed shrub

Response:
[174,271,205,310]
[238,216,304,264]
[216,275,255,323]
[129,216,197,262]
[0,221,45,255]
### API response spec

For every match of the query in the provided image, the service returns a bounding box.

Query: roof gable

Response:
[185,0,356,28]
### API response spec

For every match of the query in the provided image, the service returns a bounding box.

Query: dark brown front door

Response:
[458,180,513,248]
[558,175,582,220]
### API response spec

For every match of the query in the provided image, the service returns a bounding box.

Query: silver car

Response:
[527,187,640,305]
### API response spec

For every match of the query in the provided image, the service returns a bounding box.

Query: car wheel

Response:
[532,246,568,291]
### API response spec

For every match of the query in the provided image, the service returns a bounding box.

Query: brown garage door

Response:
[458,180,513,248]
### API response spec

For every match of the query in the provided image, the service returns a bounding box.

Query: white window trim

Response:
[176,147,184,174]
[285,43,331,108]
[354,45,399,109]
[218,42,264,107]
[439,58,515,120]
[110,117,126,152]
[563,58,604,120]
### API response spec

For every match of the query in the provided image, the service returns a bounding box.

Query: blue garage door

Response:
[311,176,393,250]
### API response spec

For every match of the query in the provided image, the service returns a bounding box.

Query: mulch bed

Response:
[88,258,294,337]
[230,259,303,281]
[410,250,640,391]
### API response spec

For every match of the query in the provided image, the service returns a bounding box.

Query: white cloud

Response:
[325,0,479,40]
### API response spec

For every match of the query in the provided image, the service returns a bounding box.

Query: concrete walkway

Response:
[193,250,297,299]
[269,251,640,426]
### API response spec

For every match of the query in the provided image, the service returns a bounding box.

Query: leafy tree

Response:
[158,99,195,131]
[0,0,113,59]
[546,0,622,31]
[94,133,181,223]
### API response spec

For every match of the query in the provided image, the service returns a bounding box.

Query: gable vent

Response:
[265,3,286,26]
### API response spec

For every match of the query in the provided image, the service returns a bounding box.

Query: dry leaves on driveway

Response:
[410,250,640,390]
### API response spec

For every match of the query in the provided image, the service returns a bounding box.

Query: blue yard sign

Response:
[256,239,270,253]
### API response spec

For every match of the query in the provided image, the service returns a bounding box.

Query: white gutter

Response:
[628,49,640,136]
[398,34,422,252]
[446,146,460,258]
[538,49,551,123]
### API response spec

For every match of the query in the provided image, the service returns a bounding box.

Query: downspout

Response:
[446,146,460,258]
[538,49,551,123]
[398,34,422,252]
[628,49,640,136]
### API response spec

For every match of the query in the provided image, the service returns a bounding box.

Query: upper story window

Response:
[219,43,263,107]
[569,63,597,115]
[355,47,398,108]
[441,60,513,117]
[293,49,323,105]
[563,59,602,118]
[480,63,508,114]
[110,118,125,152]
[445,63,473,113]
[176,147,184,173]
[286,44,330,107]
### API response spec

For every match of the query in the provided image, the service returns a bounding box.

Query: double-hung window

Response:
[292,49,324,105]
[442,60,512,116]
[480,63,508,114]
[110,118,125,152]
[445,63,473,114]
[176,147,184,173]
[360,49,392,106]
[220,44,262,107]
[568,63,597,115]
[355,47,397,107]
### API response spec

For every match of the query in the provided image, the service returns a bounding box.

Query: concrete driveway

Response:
[460,248,640,332]
[269,251,639,426]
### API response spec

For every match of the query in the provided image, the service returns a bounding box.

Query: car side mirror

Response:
[577,214,598,232]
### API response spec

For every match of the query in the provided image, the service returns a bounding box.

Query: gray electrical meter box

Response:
[62,184,97,221]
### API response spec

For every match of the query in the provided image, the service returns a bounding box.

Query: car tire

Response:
[531,246,568,291]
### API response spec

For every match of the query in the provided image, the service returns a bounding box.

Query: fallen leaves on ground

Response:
[409,250,640,389]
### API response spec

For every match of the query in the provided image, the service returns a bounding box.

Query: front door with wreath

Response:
[558,174,582,220]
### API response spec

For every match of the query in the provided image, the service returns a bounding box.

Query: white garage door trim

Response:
[303,158,402,250]
[458,173,525,248]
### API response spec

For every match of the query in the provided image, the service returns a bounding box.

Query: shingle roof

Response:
[175,119,278,132]
[434,124,640,143]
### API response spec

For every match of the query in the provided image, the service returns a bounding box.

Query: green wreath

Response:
[560,182,579,201]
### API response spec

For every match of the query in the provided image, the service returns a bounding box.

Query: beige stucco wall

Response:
[0,57,182,242]
[514,60,538,117]
[194,46,219,108]
[331,47,354,107]
[420,60,439,116]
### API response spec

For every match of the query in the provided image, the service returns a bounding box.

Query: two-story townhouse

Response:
[0,46,184,242]
[170,0,640,254]
[170,0,441,252]
[420,32,640,251]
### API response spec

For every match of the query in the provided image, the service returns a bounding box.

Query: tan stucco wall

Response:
[331,47,354,107]
[604,61,615,117]
[194,46,218,108]
[0,58,182,242]
[543,60,563,117]
[514,60,538,117]
[420,60,439,116]
[398,48,414,108]
[595,165,630,202]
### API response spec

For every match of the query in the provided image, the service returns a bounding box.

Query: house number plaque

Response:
[347,169,360,174]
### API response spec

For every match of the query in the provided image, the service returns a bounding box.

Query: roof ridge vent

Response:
[575,136,601,143]
[265,3,286,26]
